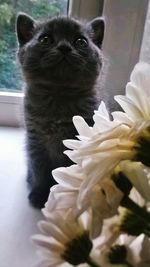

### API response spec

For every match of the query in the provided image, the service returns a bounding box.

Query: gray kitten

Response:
[16,13,105,208]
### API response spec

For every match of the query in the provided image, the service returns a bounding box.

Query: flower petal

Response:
[100,179,123,210]
[45,185,78,212]
[52,166,83,189]
[120,161,150,201]
[97,101,110,118]
[112,111,133,126]
[93,102,117,133]
[130,63,150,114]
[73,116,93,137]
[128,234,145,265]
[63,139,81,150]
[77,156,120,208]
[90,208,103,239]
[115,62,150,121]
[32,235,64,253]
[140,236,150,262]
[114,95,143,121]
[126,83,150,118]
[38,221,69,244]
[36,257,64,267]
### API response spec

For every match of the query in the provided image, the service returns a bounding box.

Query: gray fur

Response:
[16,14,105,208]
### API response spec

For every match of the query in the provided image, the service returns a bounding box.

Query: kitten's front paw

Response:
[28,188,49,209]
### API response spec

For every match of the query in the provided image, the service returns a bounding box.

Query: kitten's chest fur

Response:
[25,87,96,157]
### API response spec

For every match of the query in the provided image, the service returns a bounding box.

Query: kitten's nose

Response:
[57,42,72,54]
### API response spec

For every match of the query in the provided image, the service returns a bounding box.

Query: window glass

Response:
[0,0,68,92]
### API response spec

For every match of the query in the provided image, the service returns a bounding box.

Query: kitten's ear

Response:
[88,17,105,48]
[16,13,35,46]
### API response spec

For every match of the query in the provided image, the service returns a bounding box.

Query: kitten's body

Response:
[16,15,105,208]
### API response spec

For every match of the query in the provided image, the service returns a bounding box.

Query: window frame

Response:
[68,0,103,19]
[0,0,104,127]
[0,0,149,126]
[102,0,148,111]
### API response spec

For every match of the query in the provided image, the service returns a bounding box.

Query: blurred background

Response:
[0,0,150,125]
[0,1,150,267]
[0,0,68,92]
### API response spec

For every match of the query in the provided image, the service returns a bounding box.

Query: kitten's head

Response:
[16,14,104,89]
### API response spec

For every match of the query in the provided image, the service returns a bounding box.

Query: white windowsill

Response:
[0,92,24,127]
[0,91,24,103]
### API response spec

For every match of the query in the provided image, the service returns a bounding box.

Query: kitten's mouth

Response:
[41,53,85,71]
[56,55,84,70]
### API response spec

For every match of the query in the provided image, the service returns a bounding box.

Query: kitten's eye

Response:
[75,37,88,48]
[39,35,53,45]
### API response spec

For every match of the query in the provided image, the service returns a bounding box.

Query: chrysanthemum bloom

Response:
[32,211,99,267]
[63,63,150,196]
[63,124,130,194]
[48,124,150,239]
[63,119,150,203]
[33,62,150,266]
[61,127,150,240]
[64,63,145,163]
[44,164,124,239]
[33,209,138,267]
[52,65,150,252]
[92,209,150,266]
[49,158,150,240]
[90,229,144,267]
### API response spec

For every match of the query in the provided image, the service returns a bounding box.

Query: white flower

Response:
[62,64,150,209]
[46,165,124,239]
[33,62,150,267]
[64,119,150,202]
[72,116,94,138]
[113,62,150,125]
[100,234,150,267]
[32,211,93,267]
[32,212,72,267]
[93,217,150,266]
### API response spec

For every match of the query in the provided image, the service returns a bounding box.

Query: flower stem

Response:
[121,196,150,223]
[86,257,101,267]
